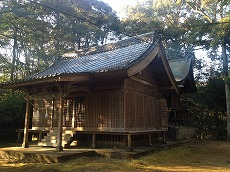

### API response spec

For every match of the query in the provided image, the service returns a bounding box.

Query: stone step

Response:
[64,130,76,134]
[51,130,75,135]
[41,138,72,144]
[39,140,69,144]
[70,140,78,147]
[43,135,72,141]
[38,142,57,147]
[38,129,75,148]
[38,140,70,147]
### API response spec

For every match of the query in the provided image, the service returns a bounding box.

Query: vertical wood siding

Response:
[32,90,124,131]
[160,99,168,129]
[125,91,158,130]
[84,91,124,129]
[124,77,168,131]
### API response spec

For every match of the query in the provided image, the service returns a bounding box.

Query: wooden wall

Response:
[124,78,159,131]
[31,67,169,132]
[158,98,168,130]
[84,91,124,130]
[124,60,169,131]
[32,90,124,132]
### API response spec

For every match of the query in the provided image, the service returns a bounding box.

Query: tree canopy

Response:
[0,0,121,82]
[122,0,229,61]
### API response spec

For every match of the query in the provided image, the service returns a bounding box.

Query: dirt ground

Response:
[0,140,229,172]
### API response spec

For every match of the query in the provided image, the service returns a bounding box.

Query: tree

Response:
[122,0,195,60]
[181,78,227,140]
[183,0,230,140]
[0,0,121,82]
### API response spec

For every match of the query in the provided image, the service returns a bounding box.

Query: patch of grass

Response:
[130,140,230,172]
[4,157,139,172]
[0,140,230,172]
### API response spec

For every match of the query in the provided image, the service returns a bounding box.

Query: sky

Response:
[102,0,142,18]
[102,0,133,12]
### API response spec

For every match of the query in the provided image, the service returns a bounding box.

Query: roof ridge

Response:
[62,32,156,59]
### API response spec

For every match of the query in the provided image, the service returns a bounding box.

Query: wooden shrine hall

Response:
[1,32,196,151]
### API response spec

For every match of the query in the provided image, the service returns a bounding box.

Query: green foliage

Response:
[181,78,227,140]
[0,0,121,82]
[122,0,196,61]
[0,91,25,142]
[0,91,25,127]
[184,0,230,49]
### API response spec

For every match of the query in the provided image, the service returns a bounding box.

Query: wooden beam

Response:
[127,46,159,77]
[2,76,60,89]
[160,86,174,91]
[130,76,156,88]
[22,96,30,148]
[58,73,91,82]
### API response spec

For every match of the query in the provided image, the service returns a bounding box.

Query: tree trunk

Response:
[77,37,81,50]
[11,25,18,82]
[222,41,230,140]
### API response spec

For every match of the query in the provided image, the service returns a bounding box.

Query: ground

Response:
[0,140,229,172]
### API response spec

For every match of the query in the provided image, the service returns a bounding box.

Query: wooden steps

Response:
[38,129,75,148]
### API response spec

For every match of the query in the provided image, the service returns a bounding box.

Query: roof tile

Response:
[28,33,159,80]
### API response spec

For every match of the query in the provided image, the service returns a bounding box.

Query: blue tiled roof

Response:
[28,33,160,80]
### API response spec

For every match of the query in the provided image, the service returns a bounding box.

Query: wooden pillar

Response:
[51,98,55,129]
[163,132,166,143]
[38,132,42,142]
[72,99,75,128]
[22,96,30,148]
[17,130,21,143]
[56,92,64,151]
[91,133,96,149]
[126,134,133,151]
[149,133,152,146]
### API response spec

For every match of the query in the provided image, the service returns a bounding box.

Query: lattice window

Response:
[75,96,85,127]
[32,99,52,128]
[63,98,74,127]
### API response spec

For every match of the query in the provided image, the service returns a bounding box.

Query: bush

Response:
[181,78,227,140]
[0,91,25,142]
